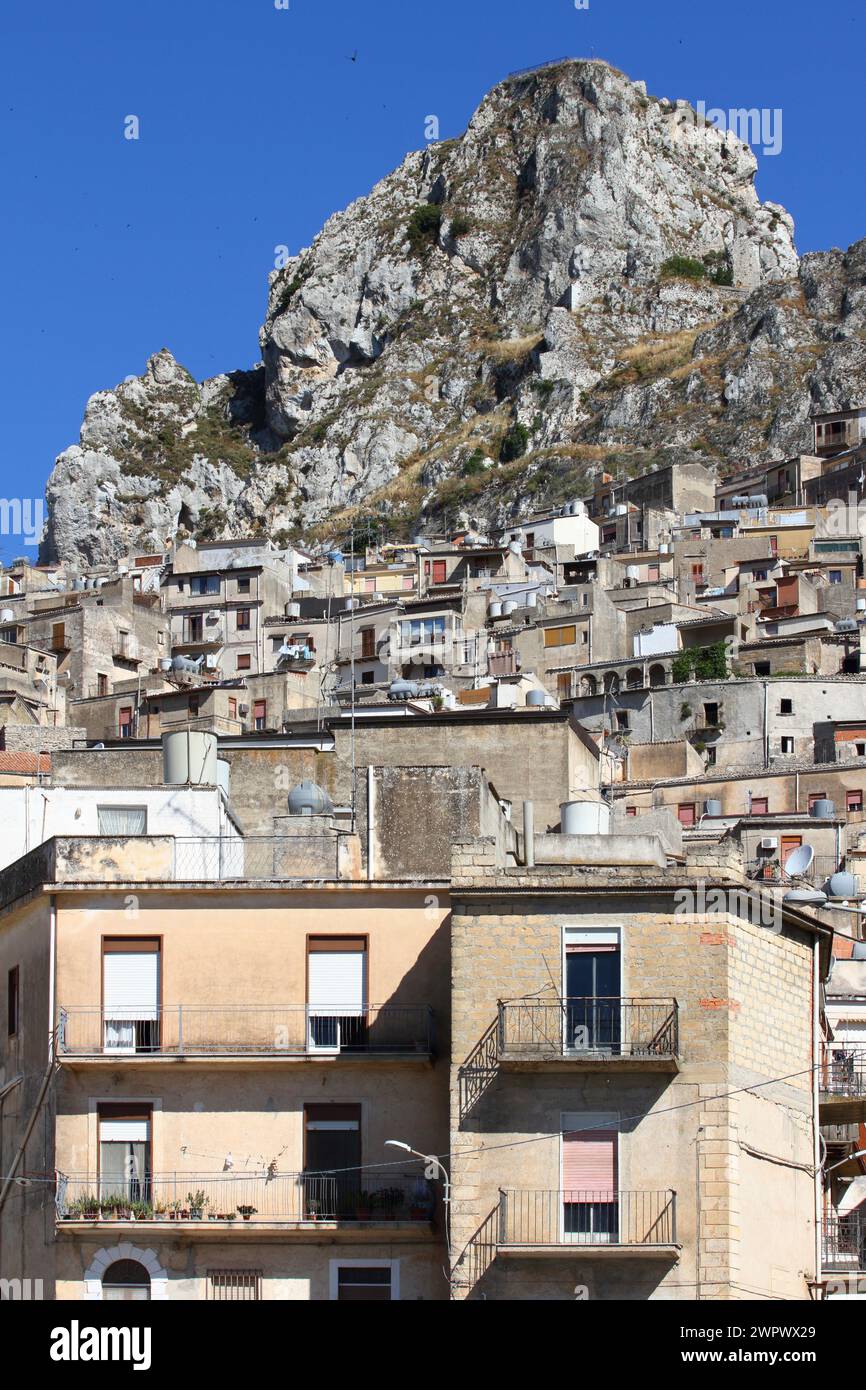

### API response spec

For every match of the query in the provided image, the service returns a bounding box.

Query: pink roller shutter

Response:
[563,1130,617,1197]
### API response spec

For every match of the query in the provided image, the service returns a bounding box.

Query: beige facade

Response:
[448,839,825,1301]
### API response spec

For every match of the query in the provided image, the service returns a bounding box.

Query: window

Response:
[779,699,793,715]
[564,930,620,1049]
[754,662,771,676]
[808,792,828,812]
[677,803,696,827]
[118,706,133,738]
[208,1270,262,1301]
[360,627,376,659]
[102,939,160,1053]
[237,653,251,671]
[51,622,66,651]
[253,699,267,731]
[361,671,375,686]
[237,577,251,594]
[7,966,19,1037]
[625,806,637,818]
[228,698,237,720]
[847,790,863,813]
[543,625,577,649]
[190,575,220,596]
[705,746,717,767]
[186,615,204,643]
[330,1263,397,1302]
[236,609,251,631]
[858,744,866,758]
[188,694,200,717]
[307,939,367,1052]
[97,673,108,697]
[304,1104,361,1218]
[750,798,768,815]
[102,1260,151,1302]
[691,564,704,580]
[562,1112,619,1242]
[431,560,447,585]
[615,711,629,730]
[557,673,572,699]
[780,736,794,754]
[830,570,843,584]
[400,617,446,647]
[98,1104,151,1206]
[98,806,147,836]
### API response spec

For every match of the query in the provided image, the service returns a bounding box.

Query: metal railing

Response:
[56,1171,433,1224]
[498,998,678,1060]
[746,856,852,888]
[822,1046,866,1099]
[499,1190,677,1248]
[822,1216,866,1272]
[58,1005,434,1057]
[172,836,342,881]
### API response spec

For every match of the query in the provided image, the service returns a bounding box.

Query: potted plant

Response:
[237,1204,257,1222]
[187,1190,208,1220]
[225,1211,237,1223]
[132,1200,152,1221]
[167,1200,182,1221]
[153,1202,168,1222]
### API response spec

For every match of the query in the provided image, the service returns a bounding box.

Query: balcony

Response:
[113,635,140,663]
[488,651,519,678]
[497,998,679,1072]
[57,1005,435,1064]
[56,1171,434,1239]
[822,1216,866,1273]
[497,1189,678,1259]
[820,1046,866,1124]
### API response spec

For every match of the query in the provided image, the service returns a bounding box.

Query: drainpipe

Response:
[523,800,535,868]
[812,936,823,1290]
[367,766,375,882]
[763,680,769,769]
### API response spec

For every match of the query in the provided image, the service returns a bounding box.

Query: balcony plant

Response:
[132,1200,153,1221]
[167,1200,182,1221]
[153,1202,168,1222]
[237,1205,257,1222]
[187,1190,208,1220]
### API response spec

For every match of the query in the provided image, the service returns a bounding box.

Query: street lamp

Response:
[385,1140,451,1257]
[825,1148,866,1175]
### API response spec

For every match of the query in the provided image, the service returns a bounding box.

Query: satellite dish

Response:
[784,844,815,878]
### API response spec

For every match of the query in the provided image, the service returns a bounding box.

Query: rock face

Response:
[41,59,866,566]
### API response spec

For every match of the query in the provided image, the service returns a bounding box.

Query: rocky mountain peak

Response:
[40,58,865,566]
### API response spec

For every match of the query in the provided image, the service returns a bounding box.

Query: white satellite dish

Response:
[784,844,814,878]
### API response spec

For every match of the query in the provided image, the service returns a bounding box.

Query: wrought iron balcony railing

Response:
[498,998,678,1061]
[56,1171,434,1225]
[58,1005,434,1058]
[822,1216,866,1272]
[822,1046,866,1100]
[498,1189,677,1249]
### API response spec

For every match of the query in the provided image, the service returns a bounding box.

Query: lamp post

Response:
[385,1140,451,1257]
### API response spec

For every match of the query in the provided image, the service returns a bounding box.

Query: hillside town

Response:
[2,407,866,1302]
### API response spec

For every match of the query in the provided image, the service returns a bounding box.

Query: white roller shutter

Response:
[308,951,365,1016]
[103,952,159,1021]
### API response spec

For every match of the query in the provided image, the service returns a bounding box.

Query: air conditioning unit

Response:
[238,703,249,716]
[758,837,778,851]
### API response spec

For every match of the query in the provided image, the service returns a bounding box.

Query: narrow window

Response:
[8,965,19,1037]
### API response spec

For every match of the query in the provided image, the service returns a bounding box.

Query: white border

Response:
[83,1245,169,1301]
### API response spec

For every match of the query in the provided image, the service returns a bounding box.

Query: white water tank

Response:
[0,608,14,623]
[704,799,723,817]
[526,689,547,708]
[561,801,611,835]
[285,601,301,618]
[216,758,231,799]
[502,600,518,616]
[162,730,218,785]
[488,600,503,619]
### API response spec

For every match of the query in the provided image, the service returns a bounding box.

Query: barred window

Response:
[207,1270,262,1301]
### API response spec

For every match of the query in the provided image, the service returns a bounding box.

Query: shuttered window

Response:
[103,941,160,1053]
[308,940,366,1013]
[562,1123,618,1197]
[543,625,577,649]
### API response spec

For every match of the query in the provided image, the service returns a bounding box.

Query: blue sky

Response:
[0,0,862,561]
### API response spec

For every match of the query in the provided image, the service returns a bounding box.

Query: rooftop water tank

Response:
[389,679,419,702]
[810,798,836,819]
[704,799,723,817]
[285,601,301,618]
[525,590,538,608]
[526,689,547,707]
[561,800,611,835]
[509,541,523,556]
[501,600,518,616]
[857,599,866,613]
[287,780,334,816]
[162,730,218,786]
[488,600,503,619]
[0,608,14,623]
[836,619,858,632]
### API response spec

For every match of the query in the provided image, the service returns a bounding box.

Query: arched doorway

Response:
[102,1259,151,1301]
[649,664,666,688]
